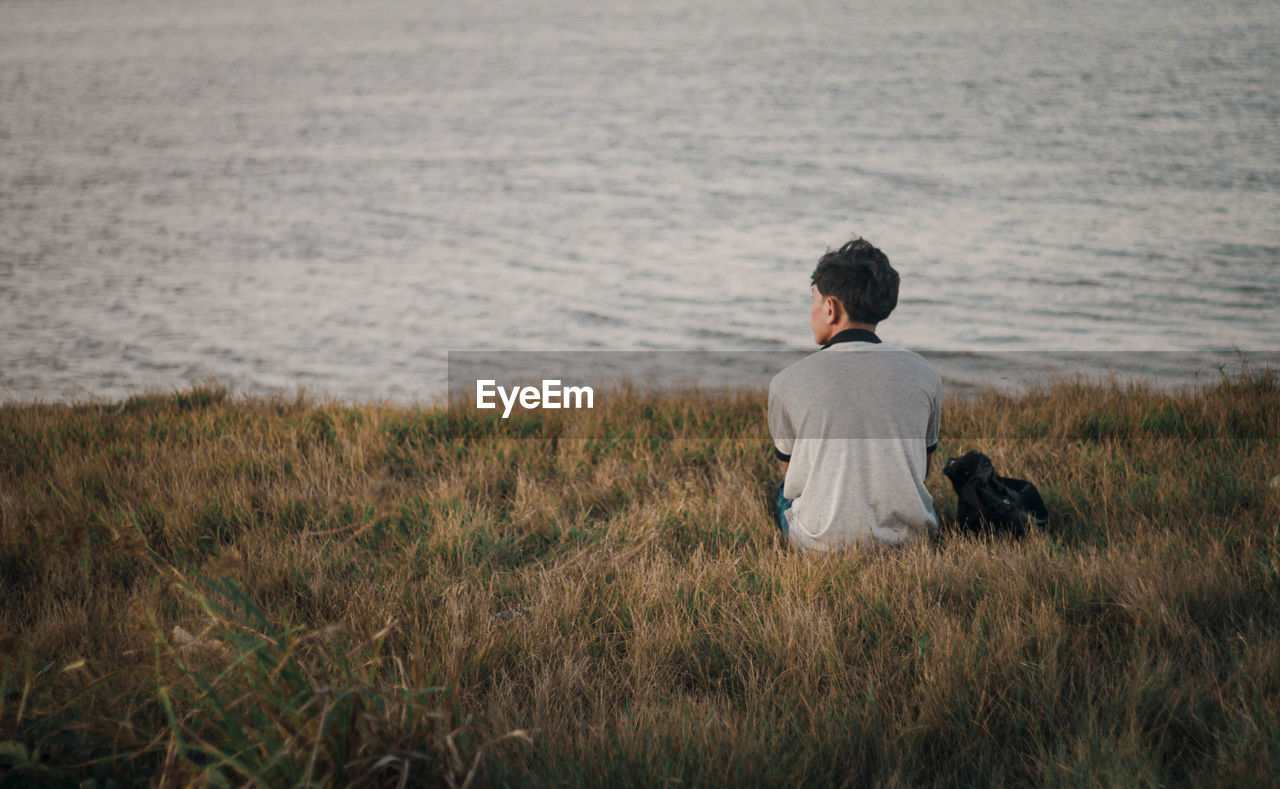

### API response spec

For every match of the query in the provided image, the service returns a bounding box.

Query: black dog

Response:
[942,450,1048,536]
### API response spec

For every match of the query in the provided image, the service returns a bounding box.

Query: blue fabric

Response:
[774,481,793,533]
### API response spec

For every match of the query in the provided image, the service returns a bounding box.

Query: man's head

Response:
[808,236,900,345]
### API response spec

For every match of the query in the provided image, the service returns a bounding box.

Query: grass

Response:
[0,370,1277,786]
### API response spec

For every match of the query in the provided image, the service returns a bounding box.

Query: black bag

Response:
[941,450,1048,536]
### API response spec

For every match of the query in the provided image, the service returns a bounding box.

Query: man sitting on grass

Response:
[769,236,942,551]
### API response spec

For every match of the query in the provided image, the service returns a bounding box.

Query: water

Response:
[2,0,1277,403]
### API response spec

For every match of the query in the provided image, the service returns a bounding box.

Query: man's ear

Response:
[824,294,842,325]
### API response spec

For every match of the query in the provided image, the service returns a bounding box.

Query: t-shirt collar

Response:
[821,327,881,349]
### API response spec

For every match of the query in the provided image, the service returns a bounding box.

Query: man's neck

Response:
[833,321,877,336]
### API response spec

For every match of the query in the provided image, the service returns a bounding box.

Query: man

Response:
[768,236,941,551]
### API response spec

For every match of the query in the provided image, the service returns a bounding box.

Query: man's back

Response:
[769,338,941,551]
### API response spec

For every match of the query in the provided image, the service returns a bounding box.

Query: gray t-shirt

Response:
[768,338,941,551]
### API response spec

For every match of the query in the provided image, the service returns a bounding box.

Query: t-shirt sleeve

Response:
[767,377,795,462]
[925,375,941,452]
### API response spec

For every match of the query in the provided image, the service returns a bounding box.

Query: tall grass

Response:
[1,371,1277,786]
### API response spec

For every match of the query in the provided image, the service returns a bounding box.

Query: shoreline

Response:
[4,348,1276,409]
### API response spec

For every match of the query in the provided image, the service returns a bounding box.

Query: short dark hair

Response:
[811,237,899,324]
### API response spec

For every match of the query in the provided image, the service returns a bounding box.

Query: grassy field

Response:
[1,371,1278,787]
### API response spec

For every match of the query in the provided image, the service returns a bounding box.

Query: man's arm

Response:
[768,379,795,478]
[925,375,941,479]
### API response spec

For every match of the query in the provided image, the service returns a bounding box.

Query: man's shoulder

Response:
[873,342,941,383]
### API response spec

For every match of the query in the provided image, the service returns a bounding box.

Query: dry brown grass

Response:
[1,371,1277,786]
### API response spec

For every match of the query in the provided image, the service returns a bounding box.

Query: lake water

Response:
[2,0,1277,403]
